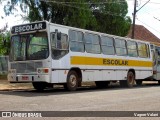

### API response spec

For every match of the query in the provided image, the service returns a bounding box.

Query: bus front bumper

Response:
[8,74,50,83]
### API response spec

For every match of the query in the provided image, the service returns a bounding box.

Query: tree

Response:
[0,23,10,55]
[2,0,97,30]
[1,0,131,36]
[0,31,10,55]
[91,0,131,36]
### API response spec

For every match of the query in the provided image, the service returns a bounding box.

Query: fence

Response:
[0,56,8,75]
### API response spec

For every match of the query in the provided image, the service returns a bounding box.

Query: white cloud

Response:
[0,2,27,30]
[127,0,160,38]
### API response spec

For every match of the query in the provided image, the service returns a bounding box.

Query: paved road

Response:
[0,82,160,120]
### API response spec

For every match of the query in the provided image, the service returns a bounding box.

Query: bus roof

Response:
[11,20,151,44]
[48,21,151,44]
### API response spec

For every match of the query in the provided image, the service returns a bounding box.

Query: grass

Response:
[0,75,7,80]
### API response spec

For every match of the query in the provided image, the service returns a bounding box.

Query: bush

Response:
[0,75,7,80]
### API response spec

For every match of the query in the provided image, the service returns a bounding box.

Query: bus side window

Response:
[151,50,156,66]
[84,33,101,54]
[101,36,115,55]
[51,32,68,59]
[69,30,84,52]
[115,38,127,56]
[51,33,56,49]
[147,44,151,58]
[138,43,148,58]
[157,50,160,56]
[127,41,138,57]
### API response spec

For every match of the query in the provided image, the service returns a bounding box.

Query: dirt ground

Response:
[0,76,158,91]
[0,79,96,91]
[0,79,33,91]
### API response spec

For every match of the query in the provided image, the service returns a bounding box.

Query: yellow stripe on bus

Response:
[70,56,153,67]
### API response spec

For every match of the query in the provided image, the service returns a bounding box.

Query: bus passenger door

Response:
[155,49,160,80]
[50,30,69,83]
[153,49,160,80]
[156,61,160,80]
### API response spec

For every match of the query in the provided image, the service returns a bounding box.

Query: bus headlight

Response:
[37,68,49,74]
[8,69,16,74]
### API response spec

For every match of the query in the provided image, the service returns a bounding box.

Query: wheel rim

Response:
[128,72,134,85]
[69,74,77,87]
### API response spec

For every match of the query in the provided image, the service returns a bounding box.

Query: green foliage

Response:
[28,0,97,30]
[1,0,131,37]
[0,32,10,55]
[92,0,131,36]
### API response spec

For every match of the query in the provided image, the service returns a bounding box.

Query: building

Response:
[127,25,160,43]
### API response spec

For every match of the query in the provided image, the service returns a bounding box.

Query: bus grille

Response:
[11,62,42,73]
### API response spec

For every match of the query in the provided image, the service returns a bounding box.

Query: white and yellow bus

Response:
[8,21,153,91]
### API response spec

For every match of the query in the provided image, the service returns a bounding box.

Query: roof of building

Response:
[127,25,160,43]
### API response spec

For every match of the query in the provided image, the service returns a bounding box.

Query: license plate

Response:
[22,76,29,80]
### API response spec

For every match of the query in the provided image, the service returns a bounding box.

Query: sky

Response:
[0,1,27,30]
[127,0,160,38]
[0,0,160,38]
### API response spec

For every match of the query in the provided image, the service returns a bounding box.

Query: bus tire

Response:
[66,71,78,91]
[158,81,160,85]
[120,71,135,88]
[95,81,110,88]
[136,80,142,86]
[32,82,46,91]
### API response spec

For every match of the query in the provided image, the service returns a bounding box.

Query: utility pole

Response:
[131,0,150,39]
[131,0,137,39]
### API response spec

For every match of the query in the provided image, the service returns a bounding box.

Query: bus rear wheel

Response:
[120,71,135,88]
[65,71,79,91]
[32,82,47,91]
[95,81,110,88]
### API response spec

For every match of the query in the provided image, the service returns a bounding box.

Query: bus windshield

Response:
[155,46,160,59]
[10,32,49,61]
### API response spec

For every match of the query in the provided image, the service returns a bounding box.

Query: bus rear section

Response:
[150,44,160,84]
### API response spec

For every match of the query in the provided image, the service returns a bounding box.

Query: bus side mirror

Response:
[57,32,61,40]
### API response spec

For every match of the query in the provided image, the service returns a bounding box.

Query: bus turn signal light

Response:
[153,70,157,74]
[44,68,49,73]
[37,68,49,74]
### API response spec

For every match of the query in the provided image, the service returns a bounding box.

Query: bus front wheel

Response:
[65,71,78,91]
[32,82,47,91]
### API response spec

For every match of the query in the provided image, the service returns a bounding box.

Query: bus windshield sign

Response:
[11,22,46,34]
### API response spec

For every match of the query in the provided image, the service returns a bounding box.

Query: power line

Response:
[145,13,160,23]
[136,9,160,23]
[39,0,160,5]
[61,3,124,17]
[136,18,160,33]
[39,0,127,18]
[154,16,160,22]
[39,0,130,5]
[140,0,160,4]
